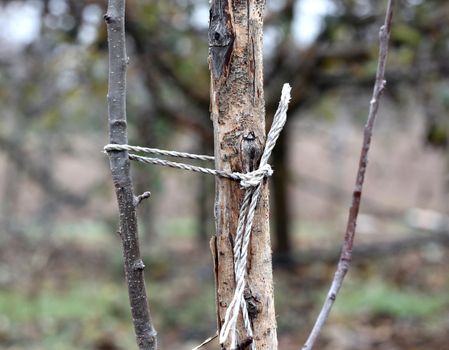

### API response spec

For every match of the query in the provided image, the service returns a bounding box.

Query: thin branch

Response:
[104,1,157,349]
[191,332,218,350]
[300,2,395,350]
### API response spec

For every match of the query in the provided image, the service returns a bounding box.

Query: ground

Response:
[1,96,448,349]
[1,218,448,350]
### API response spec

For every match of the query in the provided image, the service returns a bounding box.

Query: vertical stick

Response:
[104,1,157,349]
[209,0,278,349]
[301,1,395,349]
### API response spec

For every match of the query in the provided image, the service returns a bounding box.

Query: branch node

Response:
[103,13,114,23]
[134,191,152,207]
[133,259,146,271]
[379,25,388,41]
[244,288,260,319]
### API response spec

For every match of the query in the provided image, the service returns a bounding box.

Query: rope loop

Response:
[239,164,273,188]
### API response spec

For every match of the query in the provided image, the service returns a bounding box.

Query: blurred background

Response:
[0,0,449,349]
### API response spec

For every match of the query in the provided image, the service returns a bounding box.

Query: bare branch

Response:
[301,2,396,349]
[104,1,157,349]
[191,333,218,350]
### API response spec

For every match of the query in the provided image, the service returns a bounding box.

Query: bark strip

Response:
[209,0,277,349]
[104,1,157,349]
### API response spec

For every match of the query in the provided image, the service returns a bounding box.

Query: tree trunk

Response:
[209,1,277,349]
[1,159,19,234]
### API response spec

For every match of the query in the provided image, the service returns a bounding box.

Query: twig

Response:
[301,1,395,349]
[134,191,152,207]
[104,1,157,349]
[191,332,218,350]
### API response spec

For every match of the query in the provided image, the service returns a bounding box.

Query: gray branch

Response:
[301,1,396,349]
[104,1,157,349]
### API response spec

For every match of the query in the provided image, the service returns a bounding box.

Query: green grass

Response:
[159,217,198,238]
[2,218,448,349]
[334,279,449,319]
[0,282,133,349]
[55,220,112,243]
[0,282,130,321]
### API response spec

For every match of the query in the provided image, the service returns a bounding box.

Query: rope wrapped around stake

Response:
[219,83,291,349]
[104,83,291,349]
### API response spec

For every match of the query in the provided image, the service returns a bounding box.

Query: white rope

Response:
[125,153,273,189]
[104,83,291,349]
[104,144,215,161]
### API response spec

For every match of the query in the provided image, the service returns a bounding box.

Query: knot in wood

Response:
[241,131,261,172]
[103,13,114,23]
[209,0,234,78]
[244,289,260,319]
[133,259,145,271]
[209,21,233,48]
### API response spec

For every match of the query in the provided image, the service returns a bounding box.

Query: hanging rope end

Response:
[281,83,292,104]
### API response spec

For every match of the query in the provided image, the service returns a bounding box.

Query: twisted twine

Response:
[103,145,273,188]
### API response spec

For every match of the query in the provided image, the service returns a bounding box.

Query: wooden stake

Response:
[209,1,278,349]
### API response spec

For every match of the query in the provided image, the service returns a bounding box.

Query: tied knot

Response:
[240,164,273,188]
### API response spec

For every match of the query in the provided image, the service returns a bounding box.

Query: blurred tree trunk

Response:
[209,1,277,348]
[37,132,57,233]
[197,139,214,244]
[272,130,292,258]
[1,159,20,234]
[135,108,158,243]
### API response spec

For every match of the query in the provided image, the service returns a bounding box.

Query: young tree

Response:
[104,1,157,349]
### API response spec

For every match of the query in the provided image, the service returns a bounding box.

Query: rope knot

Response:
[240,164,273,188]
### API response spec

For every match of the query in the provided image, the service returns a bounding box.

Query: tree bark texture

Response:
[104,1,157,349]
[209,1,277,349]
